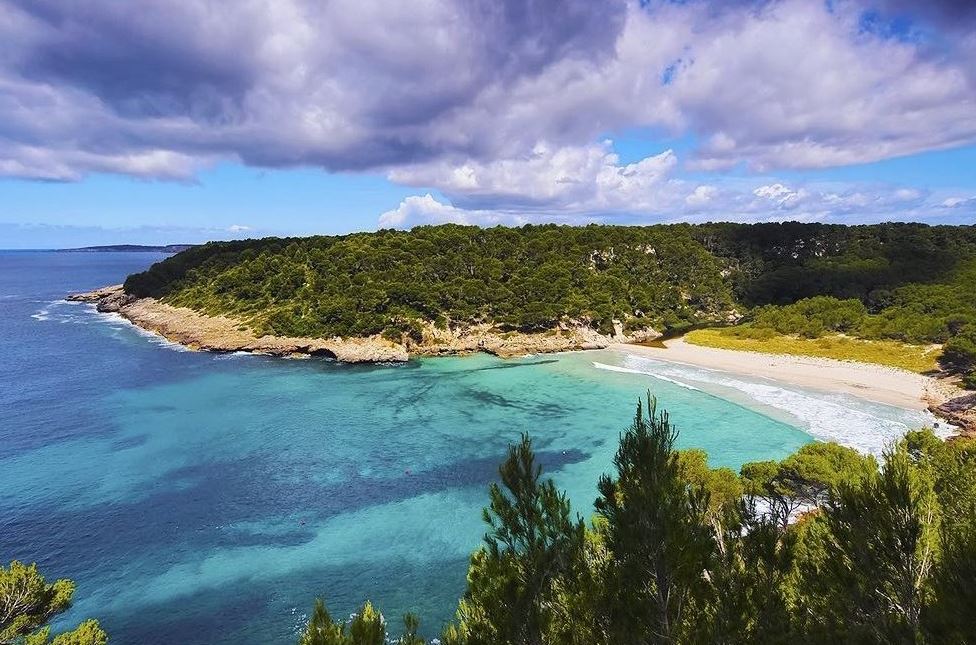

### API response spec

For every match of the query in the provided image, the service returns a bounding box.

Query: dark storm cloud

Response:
[0,0,974,184]
[0,0,628,178]
[10,0,257,121]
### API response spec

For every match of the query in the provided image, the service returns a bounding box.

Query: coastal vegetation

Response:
[299,397,976,644]
[0,561,105,645]
[123,222,976,386]
[684,328,940,373]
[123,225,732,339]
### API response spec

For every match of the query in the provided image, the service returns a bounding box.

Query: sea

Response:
[0,251,940,644]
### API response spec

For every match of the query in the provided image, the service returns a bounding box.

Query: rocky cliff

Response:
[67,286,659,363]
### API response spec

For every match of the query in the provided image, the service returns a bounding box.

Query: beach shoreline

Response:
[66,285,975,433]
[610,338,963,413]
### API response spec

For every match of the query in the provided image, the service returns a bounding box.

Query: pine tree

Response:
[298,599,345,645]
[594,395,715,645]
[445,433,585,645]
[812,449,939,643]
[297,599,387,645]
[0,561,105,645]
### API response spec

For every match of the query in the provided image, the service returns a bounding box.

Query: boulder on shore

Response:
[932,393,976,435]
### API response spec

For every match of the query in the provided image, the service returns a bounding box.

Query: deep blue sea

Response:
[0,252,937,644]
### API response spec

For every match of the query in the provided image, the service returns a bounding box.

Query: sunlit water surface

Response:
[0,251,937,644]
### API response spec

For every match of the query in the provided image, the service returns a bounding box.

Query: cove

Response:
[0,252,933,644]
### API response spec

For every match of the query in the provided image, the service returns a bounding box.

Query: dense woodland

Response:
[124,222,976,386]
[10,398,975,644]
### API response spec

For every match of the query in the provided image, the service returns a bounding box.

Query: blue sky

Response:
[1,0,975,247]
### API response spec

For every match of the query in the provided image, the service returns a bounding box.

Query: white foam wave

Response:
[214,351,252,360]
[110,313,191,352]
[606,353,944,456]
[592,361,700,391]
[32,300,190,352]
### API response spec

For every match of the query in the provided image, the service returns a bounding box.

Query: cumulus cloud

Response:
[378,146,966,228]
[379,194,533,228]
[753,184,806,208]
[390,142,680,212]
[685,185,717,208]
[0,0,975,182]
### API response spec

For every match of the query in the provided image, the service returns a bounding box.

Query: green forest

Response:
[10,397,975,644]
[123,222,976,386]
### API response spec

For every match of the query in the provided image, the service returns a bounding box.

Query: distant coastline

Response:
[60,244,196,253]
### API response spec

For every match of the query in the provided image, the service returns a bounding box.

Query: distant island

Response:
[62,244,196,253]
[67,222,976,426]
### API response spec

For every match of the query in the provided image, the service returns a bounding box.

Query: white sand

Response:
[611,338,959,410]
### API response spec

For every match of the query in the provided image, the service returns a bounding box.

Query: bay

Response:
[0,251,933,644]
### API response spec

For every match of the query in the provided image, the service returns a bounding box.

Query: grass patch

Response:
[684,327,941,373]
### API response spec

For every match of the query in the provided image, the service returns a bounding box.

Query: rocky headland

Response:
[66,285,658,363]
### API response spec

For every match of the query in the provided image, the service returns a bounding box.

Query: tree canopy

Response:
[0,561,105,645]
[298,397,976,644]
[124,222,976,385]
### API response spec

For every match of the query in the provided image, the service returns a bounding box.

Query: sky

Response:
[1,0,975,248]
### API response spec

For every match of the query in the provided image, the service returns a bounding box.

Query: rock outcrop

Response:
[407,319,658,358]
[67,286,409,363]
[931,393,976,436]
[67,286,661,363]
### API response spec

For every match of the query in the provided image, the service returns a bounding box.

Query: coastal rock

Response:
[67,286,408,363]
[66,285,660,364]
[66,284,135,312]
[932,393,976,435]
[407,319,659,359]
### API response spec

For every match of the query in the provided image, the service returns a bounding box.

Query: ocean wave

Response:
[609,354,943,456]
[32,300,190,352]
[116,317,191,352]
[214,351,253,360]
[591,361,700,391]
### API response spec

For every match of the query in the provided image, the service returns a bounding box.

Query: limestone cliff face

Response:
[67,286,661,363]
[67,286,409,363]
[406,319,659,358]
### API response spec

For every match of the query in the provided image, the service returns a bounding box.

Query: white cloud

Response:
[391,142,680,214]
[753,184,805,208]
[378,194,531,229]
[378,148,969,227]
[941,196,975,208]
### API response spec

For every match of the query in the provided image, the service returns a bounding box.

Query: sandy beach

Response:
[612,338,962,411]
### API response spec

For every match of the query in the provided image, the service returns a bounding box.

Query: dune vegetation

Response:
[684,328,941,373]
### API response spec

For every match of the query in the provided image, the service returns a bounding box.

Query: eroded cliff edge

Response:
[67,285,658,363]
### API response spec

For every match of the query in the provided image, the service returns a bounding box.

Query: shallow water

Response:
[0,251,937,644]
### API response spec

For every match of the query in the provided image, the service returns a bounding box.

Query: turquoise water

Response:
[0,252,936,644]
